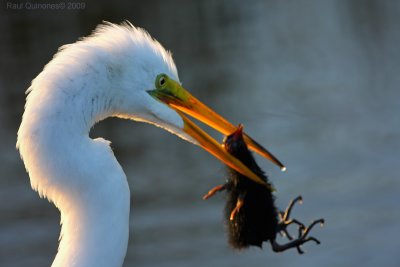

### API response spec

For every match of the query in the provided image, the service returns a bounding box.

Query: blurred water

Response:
[1,1,399,266]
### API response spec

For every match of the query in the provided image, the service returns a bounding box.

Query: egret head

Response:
[145,73,286,185]
[91,22,285,184]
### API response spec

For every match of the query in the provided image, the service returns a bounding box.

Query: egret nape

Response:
[17,21,285,267]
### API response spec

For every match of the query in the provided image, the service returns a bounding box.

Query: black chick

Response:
[203,125,324,253]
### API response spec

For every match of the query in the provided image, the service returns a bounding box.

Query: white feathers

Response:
[16,21,187,267]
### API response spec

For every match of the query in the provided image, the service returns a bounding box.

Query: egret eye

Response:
[155,74,169,89]
[158,75,166,87]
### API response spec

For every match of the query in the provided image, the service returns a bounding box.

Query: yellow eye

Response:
[159,76,166,86]
[156,74,168,88]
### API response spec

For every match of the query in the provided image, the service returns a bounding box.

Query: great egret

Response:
[17,21,285,267]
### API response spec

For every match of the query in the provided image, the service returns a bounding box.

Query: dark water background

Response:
[1,1,399,266]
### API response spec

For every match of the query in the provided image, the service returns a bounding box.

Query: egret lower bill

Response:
[148,74,286,187]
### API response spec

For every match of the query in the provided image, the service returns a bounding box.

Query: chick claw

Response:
[273,196,324,254]
[278,196,305,240]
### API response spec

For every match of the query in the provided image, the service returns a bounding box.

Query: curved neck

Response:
[18,66,130,267]
[52,157,130,267]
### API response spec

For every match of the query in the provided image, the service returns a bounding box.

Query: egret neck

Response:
[18,54,130,266]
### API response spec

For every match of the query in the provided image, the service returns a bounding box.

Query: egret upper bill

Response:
[148,74,286,185]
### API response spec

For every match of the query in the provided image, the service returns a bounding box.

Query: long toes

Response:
[307,219,325,231]
[306,236,321,245]
[293,236,320,254]
[289,219,306,229]
[281,196,304,222]
[297,245,304,254]
[294,195,303,204]
[282,229,294,240]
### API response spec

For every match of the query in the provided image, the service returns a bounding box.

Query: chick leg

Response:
[203,184,227,200]
[229,193,246,221]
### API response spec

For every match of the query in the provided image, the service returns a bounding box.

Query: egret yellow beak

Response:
[147,74,286,186]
